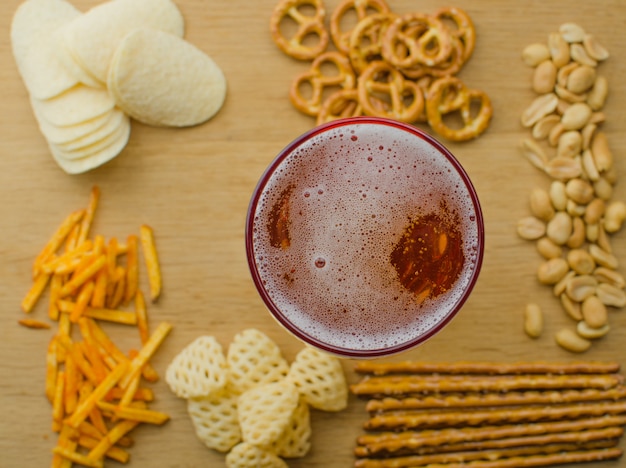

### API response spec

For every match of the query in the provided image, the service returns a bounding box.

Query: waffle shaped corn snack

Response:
[225,442,287,468]
[187,390,241,452]
[271,397,312,458]
[288,346,348,411]
[165,335,228,399]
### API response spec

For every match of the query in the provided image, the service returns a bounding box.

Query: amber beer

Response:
[246,117,484,358]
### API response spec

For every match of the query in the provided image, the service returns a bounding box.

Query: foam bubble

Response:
[250,122,482,352]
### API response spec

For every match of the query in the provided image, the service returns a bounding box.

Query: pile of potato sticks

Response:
[19,186,172,467]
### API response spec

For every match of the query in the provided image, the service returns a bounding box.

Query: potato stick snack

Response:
[124,234,139,304]
[21,272,51,313]
[18,318,51,329]
[140,224,161,301]
[77,186,100,245]
[33,208,85,277]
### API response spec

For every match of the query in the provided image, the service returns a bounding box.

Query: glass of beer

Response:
[245,117,484,358]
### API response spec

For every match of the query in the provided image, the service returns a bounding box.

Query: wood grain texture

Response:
[1,0,626,466]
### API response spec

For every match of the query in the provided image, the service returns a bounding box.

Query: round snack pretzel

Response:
[434,6,476,63]
[289,51,356,116]
[382,13,453,69]
[357,60,424,123]
[270,0,329,60]
[397,35,465,80]
[316,89,363,124]
[348,12,398,74]
[425,76,492,142]
[330,0,391,55]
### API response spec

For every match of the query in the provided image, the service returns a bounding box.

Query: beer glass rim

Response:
[245,116,484,358]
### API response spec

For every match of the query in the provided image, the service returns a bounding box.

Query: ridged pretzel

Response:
[330,0,391,54]
[426,76,493,141]
[316,89,363,124]
[434,6,476,62]
[348,13,398,74]
[289,51,356,116]
[270,0,329,60]
[357,60,424,123]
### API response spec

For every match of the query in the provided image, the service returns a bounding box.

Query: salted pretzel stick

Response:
[356,415,626,456]
[355,426,623,458]
[354,360,621,375]
[354,440,619,467]
[364,400,626,430]
[366,387,626,412]
[350,373,623,396]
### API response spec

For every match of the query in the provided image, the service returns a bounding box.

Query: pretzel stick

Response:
[364,400,626,430]
[350,373,623,397]
[356,415,626,456]
[366,387,626,412]
[354,440,619,467]
[354,426,623,458]
[354,360,621,375]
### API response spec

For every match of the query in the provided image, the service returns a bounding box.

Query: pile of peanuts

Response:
[517,23,626,353]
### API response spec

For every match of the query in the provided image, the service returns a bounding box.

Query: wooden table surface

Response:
[2,0,626,466]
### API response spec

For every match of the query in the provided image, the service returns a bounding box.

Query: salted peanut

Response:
[555,84,587,104]
[561,292,582,320]
[561,103,592,130]
[533,60,557,94]
[548,32,570,67]
[566,199,586,218]
[580,123,597,150]
[566,216,585,248]
[596,223,613,254]
[522,42,551,66]
[536,236,563,259]
[594,267,626,289]
[556,98,571,115]
[583,34,609,61]
[544,156,582,180]
[589,244,618,269]
[581,295,608,329]
[581,148,600,181]
[529,187,555,221]
[567,249,596,275]
[570,43,597,67]
[593,177,613,201]
[520,138,549,170]
[589,111,606,125]
[554,270,576,296]
[517,216,546,240]
[556,131,582,158]
[555,327,591,353]
[537,257,569,285]
[565,274,598,302]
[523,303,543,338]
[587,76,608,111]
[559,23,586,43]
[532,114,561,140]
[547,121,565,146]
[596,283,626,308]
[556,62,579,88]
[586,222,599,242]
[546,211,572,245]
[591,131,612,172]
[584,198,605,224]
[577,320,610,339]
[604,201,626,233]
[566,65,596,94]
[521,93,559,127]
[565,178,594,204]
[549,181,568,210]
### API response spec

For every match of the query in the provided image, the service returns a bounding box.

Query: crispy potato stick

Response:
[140,224,162,301]
[90,268,107,309]
[354,360,622,375]
[92,234,105,256]
[60,255,106,298]
[80,341,108,384]
[124,235,139,304]
[83,307,137,325]
[42,240,93,275]
[66,361,129,429]
[70,280,95,322]
[57,335,99,387]
[108,386,154,402]
[129,348,159,382]
[64,224,80,253]
[119,369,141,407]
[350,373,624,396]
[85,318,129,365]
[106,237,118,277]
[64,354,79,415]
[18,318,51,329]
[135,289,149,344]
[119,321,172,389]
[96,401,170,425]
[107,265,126,309]
[78,434,130,464]
[52,371,66,432]
[49,274,63,320]
[52,445,103,468]
[77,186,100,246]
[33,209,85,277]
[366,387,626,413]
[52,424,79,468]
[88,419,140,462]
[21,272,51,313]
[46,337,59,403]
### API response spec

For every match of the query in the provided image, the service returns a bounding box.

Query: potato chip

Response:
[37,107,114,145]
[227,329,289,394]
[272,397,311,458]
[287,346,348,411]
[60,0,184,83]
[187,390,241,453]
[10,0,80,100]
[55,109,127,152]
[165,336,228,399]
[237,380,299,447]
[107,28,227,127]
[225,442,287,468]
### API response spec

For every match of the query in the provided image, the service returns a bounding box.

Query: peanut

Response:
[555,328,591,353]
[581,295,608,329]
[523,303,543,338]
[604,201,626,233]
[576,321,609,339]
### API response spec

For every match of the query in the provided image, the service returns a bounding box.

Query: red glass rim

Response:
[245,116,485,358]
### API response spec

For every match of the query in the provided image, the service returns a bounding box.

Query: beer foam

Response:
[250,121,482,354]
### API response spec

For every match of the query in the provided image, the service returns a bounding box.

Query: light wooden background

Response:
[1,0,625,466]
